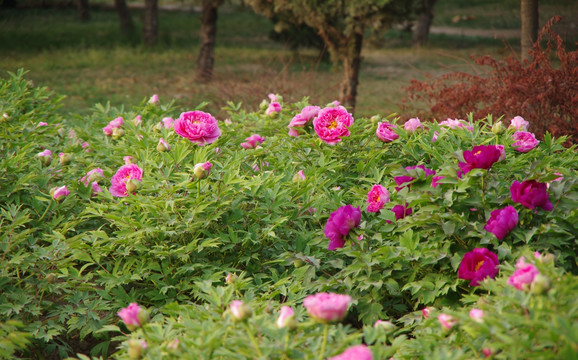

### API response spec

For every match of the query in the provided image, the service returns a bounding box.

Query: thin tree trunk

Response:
[196,0,223,82]
[339,31,363,112]
[77,0,90,22]
[412,0,437,47]
[114,0,134,36]
[521,0,539,62]
[143,0,158,46]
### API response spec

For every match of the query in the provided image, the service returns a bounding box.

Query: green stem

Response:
[243,322,263,359]
[318,324,329,360]
[38,199,53,222]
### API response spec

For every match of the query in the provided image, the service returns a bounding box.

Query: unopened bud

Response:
[112,128,125,139]
[530,274,552,295]
[157,138,170,152]
[193,162,212,180]
[293,259,305,268]
[259,99,269,110]
[45,273,57,283]
[374,320,396,333]
[230,300,252,322]
[59,152,72,165]
[125,179,141,193]
[153,122,163,131]
[225,273,237,284]
[137,308,150,326]
[491,121,504,134]
[127,339,147,359]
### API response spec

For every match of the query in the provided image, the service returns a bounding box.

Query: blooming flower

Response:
[457,248,499,286]
[391,204,412,221]
[376,122,399,142]
[193,162,212,180]
[103,117,123,136]
[81,168,104,186]
[241,134,265,149]
[484,205,518,240]
[509,116,529,131]
[507,258,539,290]
[438,314,457,330]
[512,131,539,153]
[324,205,361,250]
[403,117,423,132]
[288,105,320,136]
[469,308,484,322]
[312,105,354,145]
[276,306,295,329]
[458,145,503,174]
[118,303,147,331]
[174,110,221,146]
[439,118,473,131]
[366,184,390,213]
[328,345,373,360]
[51,185,70,201]
[510,180,553,211]
[229,300,252,321]
[266,101,282,116]
[303,292,351,323]
[110,164,143,197]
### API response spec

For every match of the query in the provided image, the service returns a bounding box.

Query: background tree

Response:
[196,0,224,82]
[114,0,134,36]
[143,0,158,46]
[412,0,437,47]
[77,0,90,22]
[521,0,539,62]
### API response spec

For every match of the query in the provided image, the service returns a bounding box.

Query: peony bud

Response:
[112,127,125,139]
[132,115,142,126]
[292,170,306,183]
[127,339,147,359]
[125,179,141,193]
[1,113,8,121]
[37,149,53,166]
[491,121,504,134]
[58,152,72,166]
[193,162,212,180]
[530,274,552,295]
[225,273,237,284]
[293,259,305,268]
[230,300,252,321]
[157,138,170,152]
[51,186,70,202]
[149,94,159,105]
[374,320,396,333]
[45,273,56,283]
[276,306,296,329]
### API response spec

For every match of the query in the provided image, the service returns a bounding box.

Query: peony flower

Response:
[312,105,354,145]
[511,131,539,153]
[157,138,170,152]
[484,205,518,240]
[229,300,252,321]
[394,165,436,191]
[123,156,134,165]
[81,142,90,149]
[266,101,282,116]
[51,185,70,201]
[132,115,142,126]
[507,259,539,291]
[240,134,265,149]
[90,181,103,196]
[58,152,72,166]
[81,168,104,186]
[510,180,553,211]
[421,307,432,318]
[268,93,278,102]
[457,248,499,286]
[482,348,493,358]
[110,164,143,197]
[276,306,295,329]
[366,184,390,213]
[193,162,212,180]
[469,309,484,322]
[149,94,159,104]
[297,170,305,180]
[303,292,351,323]
[509,116,529,131]
[439,118,473,131]
[376,122,399,142]
[161,117,175,129]
[174,110,221,146]
[103,117,123,136]
[431,131,439,142]
[324,205,361,250]
[403,117,423,132]
[37,122,48,127]
[288,105,320,136]
[438,314,457,330]
[458,145,503,174]
[328,345,373,360]
[118,303,148,331]
[431,176,445,188]
[391,204,412,221]
[492,121,505,134]
[37,149,53,166]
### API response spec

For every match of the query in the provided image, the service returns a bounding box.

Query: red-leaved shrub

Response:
[404,16,578,144]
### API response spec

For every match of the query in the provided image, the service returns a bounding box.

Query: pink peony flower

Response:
[457,248,499,286]
[276,306,295,329]
[132,115,142,126]
[52,185,70,201]
[90,181,103,196]
[431,176,445,188]
[110,164,143,197]
[81,141,90,149]
[394,165,436,191]
[403,118,423,132]
[512,131,539,153]
[328,345,373,360]
[438,314,457,330]
[268,93,278,102]
[303,292,351,323]
[288,106,321,136]
[391,204,412,221]
[458,145,503,174]
[469,308,484,322]
[174,111,221,146]
[38,149,52,158]
[484,206,518,240]
[161,117,175,129]
[510,180,553,211]
[81,168,104,186]
[123,156,135,165]
[149,94,159,104]
[324,205,361,250]
[509,116,529,131]
[103,117,123,136]
[241,134,265,149]
[376,122,399,142]
[266,102,282,116]
[507,260,539,290]
[496,144,506,161]
[118,303,143,329]
[422,307,432,318]
[431,131,439,142]
[439,118,473,131]
[366,184,390,213]
[37,122,48,127]
[229,300,252,321]
[296,170,306,181]
[482,348,493,358]
[312,106,354,145]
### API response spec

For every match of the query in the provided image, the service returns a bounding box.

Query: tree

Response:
[77,0,90,22]
[114,0,135,36]
[520,0,538,62]
[196,0,224,82]
[247,0,403,112]
[143,0,159,46]
[412,0,437,47]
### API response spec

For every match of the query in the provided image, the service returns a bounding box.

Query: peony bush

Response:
[1,69,577,359]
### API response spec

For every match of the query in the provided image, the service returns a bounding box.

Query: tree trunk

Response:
[114,0,134,36]
[196,0,223,82]
[339,31,363,112]
[77,0,90,22]
[520,0,539,62]
[412,0,437,47]
[143,0,158,46]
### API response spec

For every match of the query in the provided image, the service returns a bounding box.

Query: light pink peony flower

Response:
[439,118,473,131]
[512,131,539,153]
[288,106,321,136]
[174,111,221,145]
[276,306,295,329]
[229,300,252,321]
[403,118,423,132]
[149,94,159,104]
[241,134,265,149]
[37,149,52,165]
[118,303,143,329]
[431,131,439,142]
[38,149,52,158]
[366,184,390,213]
[438,313,457,330]
[303,292,351,323]
[52,186,70,201]
[268,93,278,102]
[509,116,529,131]
[297,170,306,180]
[161,117,175,129]
[81,168,104,186]
[469,308,484,322]
[507,259,539,290]
[376,122,399,142]
[328,345,373,360]
[91,181,103,196]
[313,105,353,145]
[123,156,134,165]
[37,122,48,127]
[110,164,143,197]
[81,141,90,149]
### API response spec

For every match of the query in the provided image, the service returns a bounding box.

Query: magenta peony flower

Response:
[457,248,499,286]
[507,259,539,290]
[276,306,295,329]
[509,116,529,131]
[241,134,265,149]
[391,204,412,221]
[469,308,484,322]
[394,165,436,191]
[288,105,320,136]
[174,111,221,145]
[118,303,146,330]
[511,131,539,153]
[510,180,553,211]
[458,145,503,174]
[328,345,373,360]
[438,314,457,330]
[303,292,351,323]
[324,205,361,250]
[376,122,399,142]
[52,185,70,201]
[403,117,423,132]
[313,106,354,145]
[110,164,143,197]
[439,118,473,131]
[484,206,518,240]
[81,168,104,186]
[366,184,390,213]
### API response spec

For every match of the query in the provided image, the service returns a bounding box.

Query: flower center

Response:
[328,120,338,129]
[474,150,482,156]
[474,260,484,271]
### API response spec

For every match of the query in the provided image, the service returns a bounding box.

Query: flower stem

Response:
[38,199,53,222]
[318,324,329,360]
[243,322,263,359]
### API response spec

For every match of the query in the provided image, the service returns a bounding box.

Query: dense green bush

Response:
[1,69,576,359]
